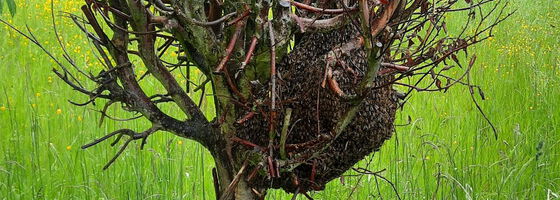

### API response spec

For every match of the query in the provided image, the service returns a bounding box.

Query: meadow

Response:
[0,0,559,199]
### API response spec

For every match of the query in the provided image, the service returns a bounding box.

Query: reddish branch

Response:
[236,111,256,124]
[290,13,349,32]
[371,0,401,37]
[246,165,262,182]
[227,6,252,26]
[223,67,247,102]
[240,36,258,70]
[266,21,279,179]
[266,156,276,178]
[230,136,266,152]
[321,36,365,96]
[378,63,411,75]
[285,134,331,153]
[268,21,278,140]
[327,74,346,97]
[310,160,317,185]
[381,63,410,71]
[290,0,358,14]
[214,21,245,73]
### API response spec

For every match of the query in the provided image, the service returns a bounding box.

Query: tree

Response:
[1,0,510,199]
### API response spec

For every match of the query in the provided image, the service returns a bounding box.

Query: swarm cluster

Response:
[236,26,398,192]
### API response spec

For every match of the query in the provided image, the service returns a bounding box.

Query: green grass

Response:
[0,0,559,199]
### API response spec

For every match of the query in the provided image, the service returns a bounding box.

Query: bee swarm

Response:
[234,26,398,193]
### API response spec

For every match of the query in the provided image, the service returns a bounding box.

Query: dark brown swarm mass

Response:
[234,25,398,193]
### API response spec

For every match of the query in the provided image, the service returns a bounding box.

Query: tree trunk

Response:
[211,137,262,200]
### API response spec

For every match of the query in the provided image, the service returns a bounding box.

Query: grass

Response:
[0,0,559,199]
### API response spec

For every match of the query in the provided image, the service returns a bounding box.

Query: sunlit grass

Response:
[0,0,559,199]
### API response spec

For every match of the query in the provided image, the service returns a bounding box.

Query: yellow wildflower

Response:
[36,92,41,97]
[66,146,72,150]
[77,116,82,121]
[56,109,62,115]
[0,106,6,111]
[178,140,183,145]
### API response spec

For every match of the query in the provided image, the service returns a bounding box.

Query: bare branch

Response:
[126,0,206,120]
[81,126,160,170]
[290,13,350,33]
[290,0,358,14]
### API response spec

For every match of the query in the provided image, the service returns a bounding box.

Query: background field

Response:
[0,0,559,199]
